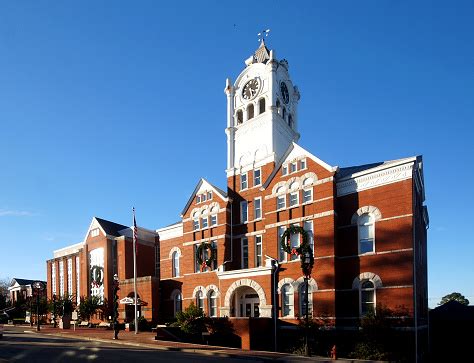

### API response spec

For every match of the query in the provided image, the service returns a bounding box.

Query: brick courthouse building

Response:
[47,40,428,355]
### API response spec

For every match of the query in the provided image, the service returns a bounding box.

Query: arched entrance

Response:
[222,278,272,318]
[124,292,141,322]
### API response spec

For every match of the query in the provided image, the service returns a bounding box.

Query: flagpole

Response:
[133,207,138,334]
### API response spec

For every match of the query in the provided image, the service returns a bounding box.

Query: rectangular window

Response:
[59,261,64,297]
[241,238,249,269]
[303,220,314,253]
[241,173,248,190]
[75,256,80,304]
[300,159,307,170]
[207,191,212,200]
[193,219,200,230]
[67,258,73,297]
[201,217,208,229]
[254,169,261,186]
[90,228,99,237]
[278,226,287,262]
[255,236,263,267]
[254,198,262,220]
[303,188,312,203]
[210,214,217,226]
[202,194,207,202]
[282,165,288,175]
[240,201,248,223]
[52,263,57,295]
[290,162,297,173]
[196,195,201,203]
[289,192,299,207]
[211,241,218,270]
[277,195,286,210]
[290,225,299,261]
[194,245,200,273]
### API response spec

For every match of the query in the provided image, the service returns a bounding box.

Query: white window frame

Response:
[255,235,263,267]
[90,228,99,237]
[241,237,249,269]
[172,251,180,277]
[173,292,182,317]
[207,191,212,200]
[282,165,288,176]
[303,188,313,204]
[201,216,208,229]
[76,256,80,304]
[278,226,287,262]
[208,290,217,317]
[254,197,262,220]
[240,201,248,223]
[290,224,300,261]
[196,195,201,203]
[59,260,64,297]
[210,214,217,226]
[290,162,297,173]
[240,172,248,190]
[300,158,307,170]
[360,280,376,316]
[303,220,314,254]
[281,283,294,317]
[196,290,204,312]
[52,263,57,295]
[193,219,200,231]
[358,213,375,255]
[289,191,299,207]
[254,168,261,186]
[299,281,313,317]
[67,258,73,297]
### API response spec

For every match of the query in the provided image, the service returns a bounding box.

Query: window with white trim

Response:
[52,263,57,295]
[90,228,99,237]
[172,251,180,277]
[67,258,73,297]
[303,220,314,253]
[196,195,201,203]
[299,281,313,316]
[241,238,249,269]
[196,290,204,312]
[358,213,375,254]
[201,216,208,229]
[254,197,262,220]
[278,226,286,262]
[254,169,261,186]
[259,98,265,114]
[290,162,297,173]
[300,159,307,170]
[75,256,80,304]
[59,261,64,297]
[193,219,199,230]
[236,109,243,125]
[208,290,217,317]
[247,104,254,120]
[240,201,248,223]
[210,214,217,226]
[360,280,375,315]
[207,191,212,200]
[194,245,200,273]
[240,173,248,190]
[202,193,207,202]
[255,235,263,267]
[282,165,288,176]
[289,191,299,207]
[290,225,299,261]
[174,292,182,317]
[211,240,218,270]
[281,283,294,317]
[276,186,286,210]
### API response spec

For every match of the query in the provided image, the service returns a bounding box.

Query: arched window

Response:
[173,292,182,317]
[196,290,204,312]
[172,251,180,277]
[208,290,217,317]
[259,98,266,114]
[247,104,254,120]
[299,281,313,317]
[288,115,293,128]
[281,284,294,317]
[358,213,375,254]
[236,109,243,125]
[360,280,375,315]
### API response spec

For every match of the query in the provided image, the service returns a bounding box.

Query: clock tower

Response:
[224,40,301,177]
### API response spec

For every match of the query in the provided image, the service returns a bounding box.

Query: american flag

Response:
[133,207,138,256]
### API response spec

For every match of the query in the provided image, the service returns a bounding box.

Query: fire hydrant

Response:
[331,345,337,359]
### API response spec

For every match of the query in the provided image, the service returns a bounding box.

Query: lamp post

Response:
[32,281,44,332]
[302,251,312,357]
[112,274,120,340]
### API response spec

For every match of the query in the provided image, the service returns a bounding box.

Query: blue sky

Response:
[0,1,473,307]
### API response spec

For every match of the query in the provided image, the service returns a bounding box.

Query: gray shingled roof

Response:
[95,217,129,237]
[11,278,46,286]
[337,162,384,179]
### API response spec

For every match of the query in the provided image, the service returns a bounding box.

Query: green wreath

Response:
[90,265,104,288]
[280,225,314,277]
[196,242,216,270]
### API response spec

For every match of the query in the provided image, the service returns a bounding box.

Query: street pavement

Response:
[0,326,265,362]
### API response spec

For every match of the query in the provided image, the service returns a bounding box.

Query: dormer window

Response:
[259,98,265,114]
[247,104,254,120]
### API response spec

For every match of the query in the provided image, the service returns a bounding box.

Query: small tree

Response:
[78,296,101,323]
[175,302,205,335]
[439,292,470,306]
[0,278,10,310]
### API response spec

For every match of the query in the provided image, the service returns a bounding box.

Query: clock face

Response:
[280,82,289,104]
[242,78,260,100]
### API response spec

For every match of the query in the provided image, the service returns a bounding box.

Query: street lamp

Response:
[32,281,45,332]
[302,251,312,357]
[112,274,120,340]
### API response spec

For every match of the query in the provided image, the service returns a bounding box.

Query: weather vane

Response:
[258,29,270,42]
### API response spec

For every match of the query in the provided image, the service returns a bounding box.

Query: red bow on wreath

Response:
[201,262,208,270]
[291,248,298,255]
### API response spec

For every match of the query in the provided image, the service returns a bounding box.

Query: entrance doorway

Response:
[232,286,260,317]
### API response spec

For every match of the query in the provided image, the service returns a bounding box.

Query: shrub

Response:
[175,302,205,336]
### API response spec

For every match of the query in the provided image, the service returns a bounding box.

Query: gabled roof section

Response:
[180,178,228,217]
[95,217,129,237]
[10,278,37,287]
[262,142,336,190]
[252,40,271,64]
[336,156,417,181]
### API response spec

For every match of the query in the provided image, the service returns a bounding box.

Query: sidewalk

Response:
[29,326,340,362]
